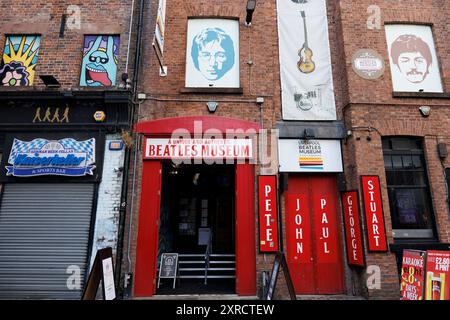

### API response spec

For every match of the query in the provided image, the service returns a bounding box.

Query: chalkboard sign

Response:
[157,253,179,289]
[81,247,116,300]
[265,252,296,300]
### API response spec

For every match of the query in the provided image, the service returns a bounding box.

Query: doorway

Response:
[285,174,345,295]
[156,163,236,294]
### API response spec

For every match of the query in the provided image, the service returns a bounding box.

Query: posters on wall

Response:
[153,0,167,68]
[400,250,425,300]
[80,35,120,87]
[276,0,336,120]
[185,19,240,88]
[425,251,450,300]
[385,24,443,93]
[0,35,41,86]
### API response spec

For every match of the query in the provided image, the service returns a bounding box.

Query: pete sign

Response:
[258,176,279,252]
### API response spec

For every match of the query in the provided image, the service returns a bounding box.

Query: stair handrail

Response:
[204,231,212,285]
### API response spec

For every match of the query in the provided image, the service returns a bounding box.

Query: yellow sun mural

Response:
[0,36,41,86]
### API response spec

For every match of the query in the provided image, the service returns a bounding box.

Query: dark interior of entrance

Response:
[157,162,235,294]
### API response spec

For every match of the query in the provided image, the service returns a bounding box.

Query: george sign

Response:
[157,253,179,289]
[341,191,365,267]
[82,247,116,300]
[351,49,385,80]
[277,0,337,120]
[385,24,443,93]
[258,176,279,252]
[6,138,96,177]
[278,139,343,173]
[144,138,252,160]
[265,252,296,300]
[425,251,450,300]
[400,250,426,300]
[361,176,388,252]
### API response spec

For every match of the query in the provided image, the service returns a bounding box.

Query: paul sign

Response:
[6,138,96,177]
[361,176,388,252]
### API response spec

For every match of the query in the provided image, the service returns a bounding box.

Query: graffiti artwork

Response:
[80,35,120,87]
[0,36,41,86]
[185,19,240,88]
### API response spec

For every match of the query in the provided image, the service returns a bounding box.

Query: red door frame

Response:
[133,116,259,297]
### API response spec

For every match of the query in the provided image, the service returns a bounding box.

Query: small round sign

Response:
[94,111,106,122]
[352,49,385,80]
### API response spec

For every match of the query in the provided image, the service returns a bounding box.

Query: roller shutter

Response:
[0,183,94,299]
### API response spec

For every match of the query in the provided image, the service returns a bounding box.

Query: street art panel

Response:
[0,35,41,86]
[385,25,443,93]
[80,35,120,87]
[185,19,240,88]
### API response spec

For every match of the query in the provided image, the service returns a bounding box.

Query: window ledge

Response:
[389,242,450,253]
[180,87,243,94]
[393,91,450,99]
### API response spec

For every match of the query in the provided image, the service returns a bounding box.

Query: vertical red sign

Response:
[425,251,450,300]
[286,194,312,263]
[341,191,365,267]
[400,250,425,300]
[258,176,279,252]
[361,176,388,252]
[312,194,339,263]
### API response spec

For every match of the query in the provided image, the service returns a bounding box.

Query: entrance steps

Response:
[177,253,236,281]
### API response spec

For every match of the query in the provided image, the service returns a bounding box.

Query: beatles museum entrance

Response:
[133,116,258,297]
[157,163,236,294]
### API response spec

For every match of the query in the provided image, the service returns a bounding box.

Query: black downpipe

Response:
[115,0,146,298]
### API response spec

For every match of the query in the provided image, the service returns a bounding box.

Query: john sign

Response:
[6,138,96,177]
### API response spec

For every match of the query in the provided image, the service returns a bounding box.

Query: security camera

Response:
[256,97,264,105]
[114,166,124,173]
[419,106,431,117]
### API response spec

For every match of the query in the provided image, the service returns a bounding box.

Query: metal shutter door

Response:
[0,183,94,299]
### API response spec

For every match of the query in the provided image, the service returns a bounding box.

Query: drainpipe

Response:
[115,0,146,298]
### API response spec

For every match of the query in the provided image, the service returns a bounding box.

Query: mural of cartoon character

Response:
[0,36,41,86]
[80,35,120,87]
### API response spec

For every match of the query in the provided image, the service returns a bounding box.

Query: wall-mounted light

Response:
[245,0,257,26]
[39,75,61,88]
[419,106,431,117]
[207,101,218,113]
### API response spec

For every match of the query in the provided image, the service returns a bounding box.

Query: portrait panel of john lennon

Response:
[385,25,443,93]
[185,19,240,88]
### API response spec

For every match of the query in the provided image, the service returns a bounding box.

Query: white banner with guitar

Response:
[277,0,336,121]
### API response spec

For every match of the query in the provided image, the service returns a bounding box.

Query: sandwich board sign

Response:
[82,247,116,300]
[158,253,179,289]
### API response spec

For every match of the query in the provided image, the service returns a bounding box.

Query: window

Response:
[0,35,41,86]
[382,137,436,240]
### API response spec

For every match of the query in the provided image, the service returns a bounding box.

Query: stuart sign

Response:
[6,138,96,177]
[361,176,388,252]
[144,138,253,160]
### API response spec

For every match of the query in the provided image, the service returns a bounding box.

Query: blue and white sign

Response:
[6,138,96,177]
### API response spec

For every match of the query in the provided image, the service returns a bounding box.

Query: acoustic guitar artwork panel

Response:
[277,0,336,120]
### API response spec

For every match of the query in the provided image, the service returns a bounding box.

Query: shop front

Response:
[133,116,260,297]
[0,91,131,299]
[277,122,347,295]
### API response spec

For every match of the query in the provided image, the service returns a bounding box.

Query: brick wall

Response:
[89,134,126,270]
[0,0,135,90]
[340,0,450,299]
